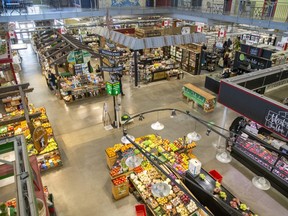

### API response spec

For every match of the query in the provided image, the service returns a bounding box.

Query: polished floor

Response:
[1,44,288,216]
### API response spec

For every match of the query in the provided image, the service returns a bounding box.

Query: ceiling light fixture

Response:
[252,176,271,190]
[151,182,171,197]
[125,155,143,168]
[121,134,135,144]
[216,151,232,163]
[170,109,176,118]
[187,131,201,142]
[151,112,164,131]
[206,128,211,136]
[139,114,145,121]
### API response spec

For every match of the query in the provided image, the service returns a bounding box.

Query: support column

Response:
[134,50,138,87]
[10,62,18,84]
[217,107,228,149]
[19,86,34,134]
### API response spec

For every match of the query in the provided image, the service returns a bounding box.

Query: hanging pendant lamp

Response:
[151,182,171,197]
[187,131,202,142]
[121,134,135,144]
[252,176,271,190]
[216,151,232,163]
[125,155,143,168]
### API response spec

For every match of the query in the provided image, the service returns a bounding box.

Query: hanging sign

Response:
[264,111,288,138]
[99,49,122,57]
[67,50,92,64]
[106,81,120,96]
[33,126,48,153]
[101,66,123,73]
[106,40,116,49]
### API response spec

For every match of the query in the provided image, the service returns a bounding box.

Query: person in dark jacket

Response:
[47,70,57,94]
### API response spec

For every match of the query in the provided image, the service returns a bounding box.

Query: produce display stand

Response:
[106,134,214,216]
[59,75,105,103]
[231,135,288,197]
[0,84,62,172]
[0,38,18,85]
[185,169,255,215]
[182,83,216,112]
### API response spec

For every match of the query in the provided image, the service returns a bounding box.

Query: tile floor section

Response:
[1,44,287,216]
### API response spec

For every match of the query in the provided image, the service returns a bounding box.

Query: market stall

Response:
[0,83,62,172]
[0,38,19,85]
[32,31,105,103]
[182,83,216,112]
[106,129,257,216]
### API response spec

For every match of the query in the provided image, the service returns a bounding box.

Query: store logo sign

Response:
[265,110,288,138]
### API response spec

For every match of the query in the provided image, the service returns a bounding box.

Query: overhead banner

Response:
[99,49,122,57]
[101,66,123,73]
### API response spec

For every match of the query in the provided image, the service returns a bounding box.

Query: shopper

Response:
[47,70,57,94]
[117,73,125,96]
[223,52,229,68]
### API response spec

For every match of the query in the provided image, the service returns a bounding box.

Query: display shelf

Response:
[60,74,105,103]
[235,136,278,169]
[0,112,41,127]
[186,169,255,215]
[272,156,288,183]
[37,149,62,172]
[241,129,287,155]
[231,141,288,197]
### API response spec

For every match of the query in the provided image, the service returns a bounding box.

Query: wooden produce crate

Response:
[105,150,117,169]
[112,181,129,200]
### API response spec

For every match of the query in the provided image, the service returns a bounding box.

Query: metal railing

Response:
[0,0,287,23]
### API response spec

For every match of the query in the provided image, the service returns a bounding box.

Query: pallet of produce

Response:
[112,177,129,200]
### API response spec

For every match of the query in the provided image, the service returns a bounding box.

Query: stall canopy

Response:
[38,31,100,66]
[90,26,206,50]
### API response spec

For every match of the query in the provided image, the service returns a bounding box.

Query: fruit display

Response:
[129,158,200,216]
[176,204,189,216]
[186,142,196,149]
[121,143,133,152]
[186,200,198,213]
[3,198,17,216]
[180,194,190,205]
[105,143,124,157]
[110,166,121,177]
[156,197,168,205]
[38,150,62,171]
[199,173,206,180]
[112,176,127,186]
[219,191,227,200]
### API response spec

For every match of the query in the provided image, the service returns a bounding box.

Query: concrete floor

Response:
[1,44,287,216]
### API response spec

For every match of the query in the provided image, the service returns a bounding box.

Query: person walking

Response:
[47,70,57,95]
